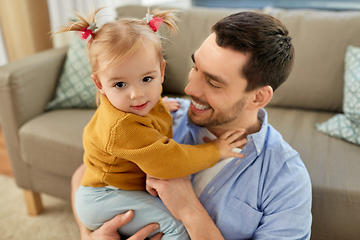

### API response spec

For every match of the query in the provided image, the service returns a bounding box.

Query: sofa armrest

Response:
[0,47,67,128]
[0,47,67,187]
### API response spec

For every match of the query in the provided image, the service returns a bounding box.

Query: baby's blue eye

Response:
[143,77,152,83]
[115,82,126,88]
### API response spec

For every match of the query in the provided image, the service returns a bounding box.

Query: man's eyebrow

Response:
[191,53,195,63]
[204,72,228,86]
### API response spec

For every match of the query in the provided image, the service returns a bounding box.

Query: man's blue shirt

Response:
[171,98,312,240]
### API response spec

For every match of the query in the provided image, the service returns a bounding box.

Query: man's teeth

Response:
[192,99,209,110]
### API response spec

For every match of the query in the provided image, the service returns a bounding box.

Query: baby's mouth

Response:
[132,102,148,110]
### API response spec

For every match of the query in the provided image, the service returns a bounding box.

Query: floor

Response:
[0,126,13,177]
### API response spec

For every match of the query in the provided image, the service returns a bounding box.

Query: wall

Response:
[0,0,52,63]
[192,0,360,10]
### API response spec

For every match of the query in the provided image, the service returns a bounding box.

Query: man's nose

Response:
[130,88,145,99]
[185,71,202,97]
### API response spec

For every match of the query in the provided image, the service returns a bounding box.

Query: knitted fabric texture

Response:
[81,95,220,190]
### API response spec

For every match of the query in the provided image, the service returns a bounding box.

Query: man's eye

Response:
[143,77,152,83]
[209,80,220,89]
[115,82,126,88]
[192,65,198,71]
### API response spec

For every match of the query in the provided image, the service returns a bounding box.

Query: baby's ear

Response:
[92,74,104,94]
[160,59,166,83]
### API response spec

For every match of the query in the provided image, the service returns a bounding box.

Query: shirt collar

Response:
[247,108,268,156]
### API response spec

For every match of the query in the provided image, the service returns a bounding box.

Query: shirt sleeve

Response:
[253,150,312,239]
[108,114,220,179]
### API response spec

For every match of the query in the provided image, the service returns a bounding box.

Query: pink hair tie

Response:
[149,17,163,32]
[144,14,163,32]
[77,22,97,41]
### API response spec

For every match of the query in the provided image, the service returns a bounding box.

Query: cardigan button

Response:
[158,106,164,112]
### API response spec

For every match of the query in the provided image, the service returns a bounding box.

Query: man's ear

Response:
[160,59,166,84]
[91,74,104,94]
[248,86,273,110]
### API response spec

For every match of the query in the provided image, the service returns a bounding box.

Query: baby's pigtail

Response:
[150,9,179,33]
[53,8,103,40]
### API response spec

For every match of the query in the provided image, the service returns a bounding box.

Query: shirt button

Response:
[208,186,214,194]
[158,106,164,112]
[257,149,261,154]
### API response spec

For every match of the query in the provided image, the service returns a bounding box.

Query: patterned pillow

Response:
[45,36,97,111]
[343,46,360,125]
[316,45,360,145]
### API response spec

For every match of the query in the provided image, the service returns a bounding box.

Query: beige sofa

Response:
[1,5,360,240]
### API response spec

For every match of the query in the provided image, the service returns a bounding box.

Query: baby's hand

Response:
[162,96,180,112]
[208,130,247,159]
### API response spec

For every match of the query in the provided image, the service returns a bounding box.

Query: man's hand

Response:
[84,210,163,240]
[146,176,225,240]
[146,175,199,221]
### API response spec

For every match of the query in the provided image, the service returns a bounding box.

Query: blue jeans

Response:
[75,186,189,240]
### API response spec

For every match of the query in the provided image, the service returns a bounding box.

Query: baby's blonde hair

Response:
[56,8,178,76]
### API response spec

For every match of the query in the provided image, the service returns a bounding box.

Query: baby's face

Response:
[94,44,165,116]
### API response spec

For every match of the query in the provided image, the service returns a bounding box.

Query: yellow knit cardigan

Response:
[81,95,220,190]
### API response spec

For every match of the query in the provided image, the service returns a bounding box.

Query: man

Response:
[72,11,312,239]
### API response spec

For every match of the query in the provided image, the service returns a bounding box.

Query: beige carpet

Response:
[0,175,80,240]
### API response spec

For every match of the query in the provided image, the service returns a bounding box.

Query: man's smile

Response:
[190,99,211,113]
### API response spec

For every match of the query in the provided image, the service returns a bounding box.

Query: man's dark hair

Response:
[212,11,294,92]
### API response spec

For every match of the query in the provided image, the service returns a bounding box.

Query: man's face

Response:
[185,33,252,130]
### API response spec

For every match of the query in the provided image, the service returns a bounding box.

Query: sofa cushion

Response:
[316,114,360,145]
[19,109,95,178]
[45,36,97,111]
[266,106,360,239]
[268,9,360,112]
